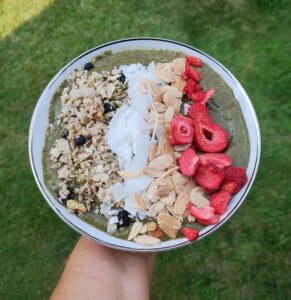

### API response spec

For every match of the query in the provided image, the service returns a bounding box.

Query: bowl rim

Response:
[29,37,261,252]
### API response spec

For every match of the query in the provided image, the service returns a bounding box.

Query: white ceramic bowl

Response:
[29,38,260,252]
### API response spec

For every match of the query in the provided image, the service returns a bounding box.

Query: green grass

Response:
[0,0,290,299]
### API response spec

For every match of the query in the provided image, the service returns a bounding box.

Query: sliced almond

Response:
[162,140,173,155]
[149,81,161,95]
[164,106,175,123]
[128,221,143,240]
[146,181,158,200]
[154,102,166,113]
[158,214,182,229]
[157,186,171,197]
[149,142,158,162]
[143,167,164,178]
[153,91,164,102]
[166,204,175,215]
[175,184,186,195]
[149,154,174,171]
[155,178,167,187]
[149,226,164,238]
[171,57,185,74]
[150,194,160,203]
[163,91,178,107]
[160,191,176,205]
[172,171,189,186]
[154,63,174,83]
[174,191,189,215]
[118,170,140,178]
[156,136,165,157]
[145,221,157,231]
[173,144,191,152]
[162,85,183,98]
[186,179,197,192]
[148,110,156,124]
[158,222,179,239]
[190,192,210,208]
[175,75,187,91]
[148,201,165,217]
[134,235,161,246]
[161,166,180,178]
[67,200,87,213]
[133,193,146,211]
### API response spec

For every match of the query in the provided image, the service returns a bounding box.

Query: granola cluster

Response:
[49,67,128,213]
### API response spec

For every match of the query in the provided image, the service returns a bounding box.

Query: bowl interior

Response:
[29,38,260,252]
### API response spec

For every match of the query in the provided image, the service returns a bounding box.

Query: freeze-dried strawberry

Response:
[197,214,220,225]
[189,88,215,105]
[221,167,247,194]
[181,228,199,241]
[179,148,200,176]
[189,205,215,220]
[199,153,232,169]
[170,115,194,145]
[194,163,225,193]
[182,62,201,82]
[188,103,211,123]
[185,55,203,67]
[210,190,232,214]
[194,120,228,153]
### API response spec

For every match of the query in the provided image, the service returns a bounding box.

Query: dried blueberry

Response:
[117,210,130,227]
[118,72,126,84]
[103,103,115,114]
[62,130,69,139]
[57,189,75,204]
[74,135,86,146]
[84,62,94,71]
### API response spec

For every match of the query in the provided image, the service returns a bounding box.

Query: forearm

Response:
[50,237,155,300]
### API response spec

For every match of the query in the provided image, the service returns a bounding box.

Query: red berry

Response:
[183,79,198,97]
[170,115,194,145]
[189,88,215,105]
[199,153,232,169]
[194,120,228,153]
[188,103,211,123]
[181,228,199,241]
[197,214,220,225]
[221,167,247,194]
[190,205,215,220]
[179,148,200,176]
[210,191,232,215]
[221,182,238,194]
[194,163,225,194]
[183,62,201,82]
[185,56,203,68]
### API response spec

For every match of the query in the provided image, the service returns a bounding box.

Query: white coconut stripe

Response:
[107,63,159,216]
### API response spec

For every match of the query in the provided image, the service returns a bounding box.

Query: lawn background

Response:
[0,0,290,299]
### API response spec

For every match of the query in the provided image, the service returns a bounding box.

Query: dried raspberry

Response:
[221,182,238,194]
[185,56,203,68]
[170,115,194,145]
[179,148,200,176]
[194,163,225,194]
[194,120,228,153]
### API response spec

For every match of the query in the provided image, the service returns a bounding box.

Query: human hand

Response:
[50,237,155,300]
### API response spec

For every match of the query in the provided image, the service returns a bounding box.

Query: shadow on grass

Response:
[0,1,290,299]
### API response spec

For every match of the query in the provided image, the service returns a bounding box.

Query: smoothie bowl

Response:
[29,38,260,252]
